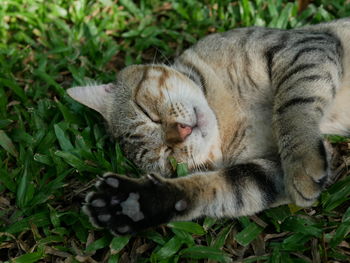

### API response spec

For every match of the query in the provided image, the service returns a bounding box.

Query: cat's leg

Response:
[272,47,343,206]
[83,159,289,235]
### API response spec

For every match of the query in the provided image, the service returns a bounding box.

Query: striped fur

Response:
[68,19,350,234]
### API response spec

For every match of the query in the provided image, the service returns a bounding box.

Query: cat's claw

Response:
[83,173,188,235]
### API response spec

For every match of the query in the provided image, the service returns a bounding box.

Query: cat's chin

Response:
[181,126,223,172]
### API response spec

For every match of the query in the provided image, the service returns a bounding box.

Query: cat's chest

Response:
[217,97,278,164]
[244,104,279,160]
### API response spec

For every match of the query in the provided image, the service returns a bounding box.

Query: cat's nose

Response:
[177,123,192,141]
[164,122,193,146]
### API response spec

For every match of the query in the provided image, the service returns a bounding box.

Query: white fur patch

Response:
[175,200,187,211]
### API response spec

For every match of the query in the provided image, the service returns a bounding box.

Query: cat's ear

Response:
[67,83,114,118]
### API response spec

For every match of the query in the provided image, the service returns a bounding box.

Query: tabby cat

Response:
[68,19,350,235]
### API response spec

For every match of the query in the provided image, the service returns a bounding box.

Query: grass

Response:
[1,0,350,262]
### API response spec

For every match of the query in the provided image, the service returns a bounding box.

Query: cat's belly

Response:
[243,120,279,161]
[320,85,350,136]
[222,105,279,164]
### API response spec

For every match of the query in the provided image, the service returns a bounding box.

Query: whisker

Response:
[152,48,159,65]
[164,83,175,108]
[191,153,205,173]
[154,47,172,66]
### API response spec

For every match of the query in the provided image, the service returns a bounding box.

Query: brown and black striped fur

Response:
[68,19,350,235]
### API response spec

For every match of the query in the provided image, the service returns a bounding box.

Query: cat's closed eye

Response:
[134,101,162,124]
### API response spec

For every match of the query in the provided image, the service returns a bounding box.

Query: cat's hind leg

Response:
[272,45,343,206]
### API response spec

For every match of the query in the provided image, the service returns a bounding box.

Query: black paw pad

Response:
[83,173,188,235]
[120,192,145,222]
[105,176,120,188]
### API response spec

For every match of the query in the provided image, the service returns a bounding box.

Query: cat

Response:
[67,18,350,235]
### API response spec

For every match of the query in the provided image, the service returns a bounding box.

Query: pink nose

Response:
[177,123,192,141]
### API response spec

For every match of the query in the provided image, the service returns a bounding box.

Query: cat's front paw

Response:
[83,173,188,235]
[284,142,330,207]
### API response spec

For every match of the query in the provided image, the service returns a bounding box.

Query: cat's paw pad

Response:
[285,144,329,207]
[83,173,148,234]
[83,173,187,235]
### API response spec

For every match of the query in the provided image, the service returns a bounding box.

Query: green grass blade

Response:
[16,158,34,208]
[180,246,231,262]
[154,236,184,260]
[85,236,112,252]
[235,221,264,246]
[12,251,44,263]
[0,130,18,157]
[167,222,206,235]
[110,235,131,253]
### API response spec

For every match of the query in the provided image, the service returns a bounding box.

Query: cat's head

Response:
[67,64,222,175]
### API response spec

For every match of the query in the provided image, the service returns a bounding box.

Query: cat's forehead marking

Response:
[133,66,174,104]
[146,66,170,85]
[133,66,150,101]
